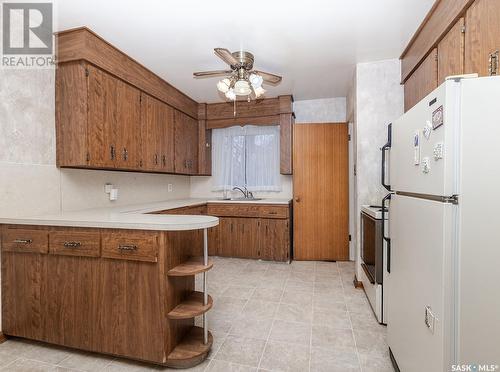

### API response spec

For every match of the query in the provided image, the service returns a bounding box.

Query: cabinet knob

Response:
[294,197,301,203]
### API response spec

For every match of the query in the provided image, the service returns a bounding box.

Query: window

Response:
[212,125,281,192]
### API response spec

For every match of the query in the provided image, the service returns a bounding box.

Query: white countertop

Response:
[0,198,291,231]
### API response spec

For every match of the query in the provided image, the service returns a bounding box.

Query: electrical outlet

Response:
[167,184,173,192]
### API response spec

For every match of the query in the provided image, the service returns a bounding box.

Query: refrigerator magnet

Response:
[423,121,432,140]
[432,106,444,129]
[414,131,420,165]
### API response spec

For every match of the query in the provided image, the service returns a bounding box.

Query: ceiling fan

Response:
[193,48,282,101]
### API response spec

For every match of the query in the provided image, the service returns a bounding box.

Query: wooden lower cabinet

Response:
[208,203,292,262]
[260,219,290,262]
[1,252,44,340]
[0,225,209,366]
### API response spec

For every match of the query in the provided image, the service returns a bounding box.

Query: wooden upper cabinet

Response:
[438,18,465,83]
[404,49,438,112]
[55,61,88,167]
[86,64,116,168]
[141,94,174,172]
[115,80,141,169]
[86,65,141,170]
[174,110,199,175]
[465,0,500,76]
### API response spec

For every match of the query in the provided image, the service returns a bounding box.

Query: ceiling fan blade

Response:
[254,70,282,84]
[214,48,239,66]
[193,70,233,78]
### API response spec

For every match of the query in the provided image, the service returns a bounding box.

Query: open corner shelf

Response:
[167,257,213,277]
[166,326,213,368]
[168,291,213,319]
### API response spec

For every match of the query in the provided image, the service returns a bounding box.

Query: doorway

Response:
[293,123,349,261]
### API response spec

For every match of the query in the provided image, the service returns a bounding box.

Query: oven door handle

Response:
[381,123,392,192]
[382,193,392,273]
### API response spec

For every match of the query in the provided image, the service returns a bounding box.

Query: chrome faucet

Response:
[232,186,254,199]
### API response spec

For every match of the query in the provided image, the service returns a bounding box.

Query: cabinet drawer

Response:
[49,231,100,257]
[1,228,48,253]
[207,204,260,218]
[207,203,289,219]
[158,205,207,215]
[102,232,158,262]
[259,206,289,219]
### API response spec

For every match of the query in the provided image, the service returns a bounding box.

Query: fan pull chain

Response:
[233,99,236,117]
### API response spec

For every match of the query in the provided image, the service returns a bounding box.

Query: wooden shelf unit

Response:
[166,326,213,369]
[167,257,213,276]
[168,292,213,320]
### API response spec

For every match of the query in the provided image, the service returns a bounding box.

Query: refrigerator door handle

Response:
[382,193,392,273]
[381,123,392,191]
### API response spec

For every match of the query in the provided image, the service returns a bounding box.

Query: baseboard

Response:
[0,333,7,344]
[389,347,401,372]
[353,275,364,289]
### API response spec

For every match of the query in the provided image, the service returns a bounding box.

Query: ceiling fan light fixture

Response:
[217,78,231,93]
[225,88,236,101]
[249,73,263,88]
[234,79,252,96]
[254,86,266,98]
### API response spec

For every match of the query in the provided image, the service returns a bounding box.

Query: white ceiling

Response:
[55,0,434,103]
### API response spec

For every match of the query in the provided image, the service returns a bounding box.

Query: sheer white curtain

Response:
[212,125,281,192]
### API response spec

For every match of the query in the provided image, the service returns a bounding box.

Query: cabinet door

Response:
[87,65,117,168]
[238,218,260,259]
[219,217,237,257]
[404,49,438,112]
[96,259,164,363]
[142,94,162,171]
[2,252,45,340]
[208,225,220,256]
[142,94,174,172]
[438,18,465,83]
[260,219,290,262]
[159,103,175,172]
[44,255,98,350]
[115,79,141,170]
[174,110,199,174]
[465,0,500,76]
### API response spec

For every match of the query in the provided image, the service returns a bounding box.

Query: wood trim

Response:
[56,27,198,119]
[206,115,280,129]
[206,97,292,120]
[400,0,475,83]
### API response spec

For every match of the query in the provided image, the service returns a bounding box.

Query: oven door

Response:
[361,212,383,284]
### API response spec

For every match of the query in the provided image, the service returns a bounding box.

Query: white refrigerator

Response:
[386,76,500,372]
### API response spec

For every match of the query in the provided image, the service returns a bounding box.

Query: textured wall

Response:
[0,68,191,218]
[349,59,404,279]
[294,97,347,123]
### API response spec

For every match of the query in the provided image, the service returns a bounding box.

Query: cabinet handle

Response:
[154,154,158,165]
[268,211,277,215]
[13,239,32,244]
[63,241,82,248]
[489,50,499,76]
[118,244,137,251]
[123,148,128,161]
[162,155,166,166]
[110,145,115,160]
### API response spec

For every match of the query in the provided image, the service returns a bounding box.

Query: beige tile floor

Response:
[0,257,394,372]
